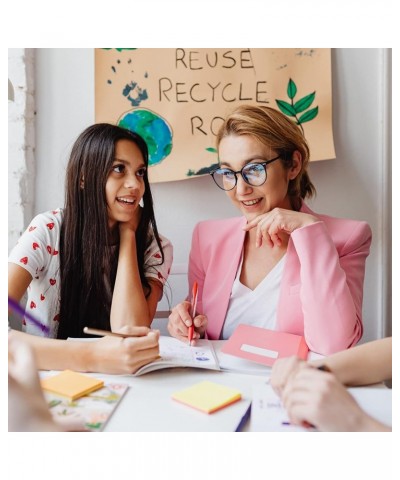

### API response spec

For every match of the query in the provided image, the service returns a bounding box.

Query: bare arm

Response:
[110,224,163,330]
[311,337,392,386]
[9,263,160,374]
[271,337,392,396]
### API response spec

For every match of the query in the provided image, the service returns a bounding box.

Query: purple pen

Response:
[8,296,50,336]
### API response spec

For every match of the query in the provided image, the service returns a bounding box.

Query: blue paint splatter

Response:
[122,81,148,107]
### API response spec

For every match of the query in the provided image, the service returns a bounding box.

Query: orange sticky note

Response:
[41,370,104,401]
[172,381,241,414]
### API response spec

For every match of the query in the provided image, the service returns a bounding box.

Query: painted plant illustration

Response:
[275,78,318,134]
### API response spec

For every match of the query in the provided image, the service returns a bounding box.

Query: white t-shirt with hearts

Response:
[8,208,173,338]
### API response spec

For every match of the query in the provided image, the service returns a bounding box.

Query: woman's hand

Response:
[281,366,389,431]
[243,208,319,247]
[167,301,208,344]
[270,356,307,397]
[89,326,160,374]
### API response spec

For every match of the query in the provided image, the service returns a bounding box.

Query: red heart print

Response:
[153,253,161,259]
[47,222,55,230]
[22,318,26,325]
[53,314,60,322]
[40,294,45,301]
[32,242,39,250]
[30,301,36,309]
[157,272,164,280]
[52,210,59,214]
[28,226,36,232]
[49,278,56,286]
[46,245,52,254]
[52,250,59,256]
[20,257,28,265]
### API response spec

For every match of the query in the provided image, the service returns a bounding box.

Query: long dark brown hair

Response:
[57,123,164,339]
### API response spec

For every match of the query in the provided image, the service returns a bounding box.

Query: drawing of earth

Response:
[118,108,173,166]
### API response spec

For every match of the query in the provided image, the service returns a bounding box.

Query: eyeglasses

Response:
[209,155,281,191]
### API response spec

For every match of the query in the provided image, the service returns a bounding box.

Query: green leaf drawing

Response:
[298,106,319,124]
[275,78,319,133]
[287,79,297,99]
[276,100,297,116]
[294,92,316,113]
[206,147,217,153]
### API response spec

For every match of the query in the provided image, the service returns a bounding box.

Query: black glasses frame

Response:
[209,155,281,191]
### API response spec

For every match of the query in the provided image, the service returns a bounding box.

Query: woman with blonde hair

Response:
[168,105,371,355]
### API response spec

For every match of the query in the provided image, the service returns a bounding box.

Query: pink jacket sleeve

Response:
[290,220,372,354]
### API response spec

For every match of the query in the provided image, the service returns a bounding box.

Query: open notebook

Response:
[68,336,220,376]
[134,337,220,376]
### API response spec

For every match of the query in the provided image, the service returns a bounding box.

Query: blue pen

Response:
[8,296,50,336]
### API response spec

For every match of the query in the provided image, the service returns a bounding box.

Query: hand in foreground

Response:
[270,355,307,397]
[90,326,160,374]
[243,208,319,248]
[8,335,64,431]
[281,366,390,431]
[167,301,208,344]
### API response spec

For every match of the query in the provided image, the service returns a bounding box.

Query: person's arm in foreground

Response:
[9,263,160,374]
[271,337,392,395]
[281,366,391,431]
[270,338,392,431]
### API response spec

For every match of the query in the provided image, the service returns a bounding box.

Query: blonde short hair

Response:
[216,105,316,210]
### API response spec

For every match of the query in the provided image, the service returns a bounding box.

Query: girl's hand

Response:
[167,301,208,344]
[89,327,160,374]
[243,208,319,248]
[119,205,143,234]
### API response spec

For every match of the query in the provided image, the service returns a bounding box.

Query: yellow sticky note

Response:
[172,381,241,414]
[41,370,104,401]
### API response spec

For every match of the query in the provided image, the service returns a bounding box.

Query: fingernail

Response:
[185,320,191,327]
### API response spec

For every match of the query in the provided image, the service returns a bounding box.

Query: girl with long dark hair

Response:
[9,124,173,373]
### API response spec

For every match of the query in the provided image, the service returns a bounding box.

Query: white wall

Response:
[29,48,391,342]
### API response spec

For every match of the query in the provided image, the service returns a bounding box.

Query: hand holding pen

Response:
[167,281,208,344]
[188,281,198,345]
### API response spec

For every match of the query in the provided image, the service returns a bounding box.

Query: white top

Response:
[221,253,286,340]
[8,208,173,338]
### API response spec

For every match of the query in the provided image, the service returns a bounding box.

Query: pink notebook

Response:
[221,324,309,367]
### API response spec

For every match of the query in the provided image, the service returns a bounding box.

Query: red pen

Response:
[188,281,198,345]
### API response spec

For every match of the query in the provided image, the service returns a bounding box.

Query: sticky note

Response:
[172,381,241,414]
[41,370,104,401]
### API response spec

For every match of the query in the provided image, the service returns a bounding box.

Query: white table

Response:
[81,341,390,432]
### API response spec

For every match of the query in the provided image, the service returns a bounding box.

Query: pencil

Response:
[8,296,50,335]
[83,327,130,337]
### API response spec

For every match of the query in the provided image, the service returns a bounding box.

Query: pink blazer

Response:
[188,204,372,355]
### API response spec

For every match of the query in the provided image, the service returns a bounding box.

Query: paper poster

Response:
[95,48,335,183]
